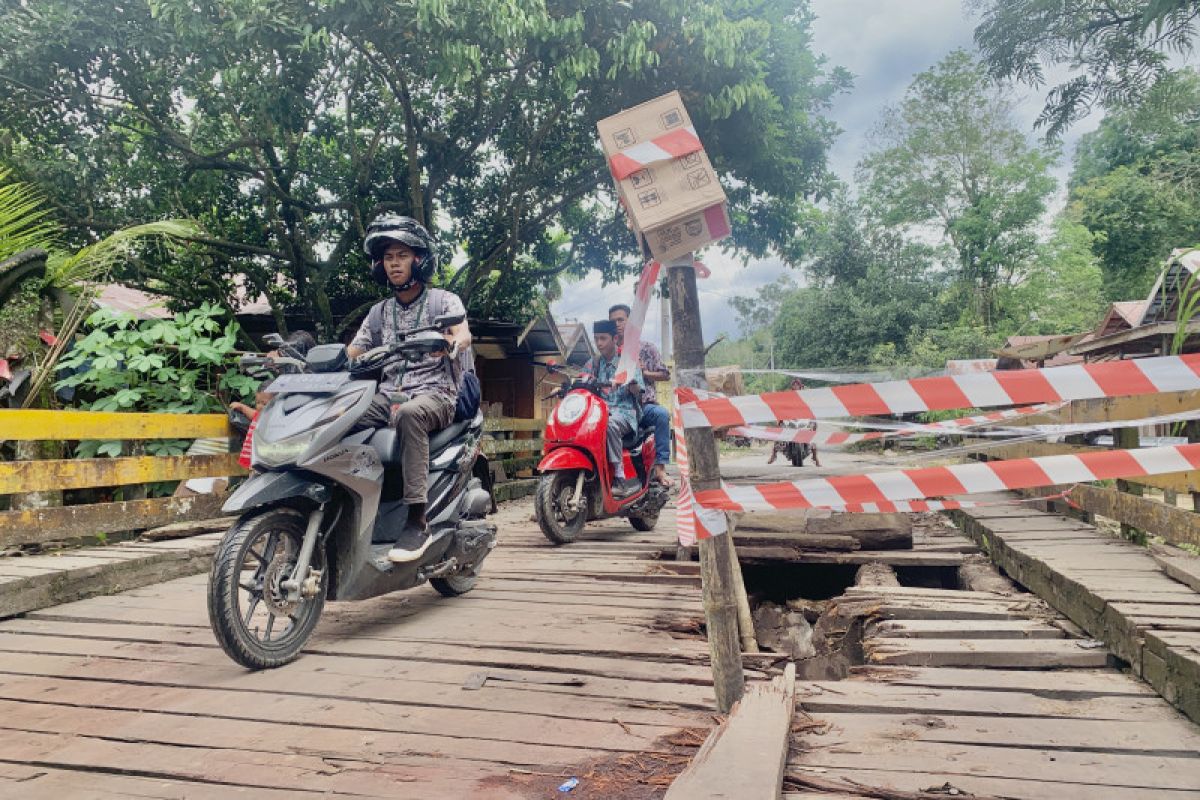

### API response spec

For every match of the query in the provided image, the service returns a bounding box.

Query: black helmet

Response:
[363,214,438,288]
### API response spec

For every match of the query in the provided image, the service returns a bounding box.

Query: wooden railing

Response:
[967,390,1200,548]
[481,416,545,502]
[1,410,244,549]
[0,410,549,548]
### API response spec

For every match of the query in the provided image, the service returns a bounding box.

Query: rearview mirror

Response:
[434,312,466,329]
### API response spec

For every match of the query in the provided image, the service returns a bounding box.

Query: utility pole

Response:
[660,278,671,361]
[667,253,746,713]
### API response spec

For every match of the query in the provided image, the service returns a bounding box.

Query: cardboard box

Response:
[597,91,729,259]
[642,201,731,263]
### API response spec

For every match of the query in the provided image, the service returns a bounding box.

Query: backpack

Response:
[366,293,479,421]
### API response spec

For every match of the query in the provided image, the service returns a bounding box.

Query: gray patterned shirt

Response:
[351,288,471,400]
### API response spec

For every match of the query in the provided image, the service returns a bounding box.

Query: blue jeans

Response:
[640,403,671,466]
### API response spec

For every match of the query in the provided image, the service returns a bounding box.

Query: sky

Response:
[550,0,1106,350]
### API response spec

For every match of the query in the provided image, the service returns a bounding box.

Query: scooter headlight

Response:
[555,393,587,425]
[253,387,369,467]
[253,432,317,467]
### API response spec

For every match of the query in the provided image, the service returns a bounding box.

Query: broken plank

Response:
[665,664,795,800]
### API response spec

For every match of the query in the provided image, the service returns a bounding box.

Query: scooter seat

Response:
[369,414,480,467]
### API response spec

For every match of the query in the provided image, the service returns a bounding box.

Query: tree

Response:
[1002,219,1107,334]
[857,51,1057,331]
[1066,70,1200,298]
[973,0,1200,137]
[0,0,848,334]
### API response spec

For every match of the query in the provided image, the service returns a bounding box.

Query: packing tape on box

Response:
[608,126,705,180]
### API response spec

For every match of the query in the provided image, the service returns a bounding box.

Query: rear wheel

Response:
[207,508,326,670]
[431,574,478,596]
[536,470,588,545]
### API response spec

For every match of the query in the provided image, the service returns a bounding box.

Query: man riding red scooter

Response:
[534,320,669,544]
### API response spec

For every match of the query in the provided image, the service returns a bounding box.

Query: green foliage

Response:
[0,0,847,331]
[0,167,56,261]
[1067,70,1200,299]
[973,0,1200,137]
[54,305,253,456]
[857,51,1057,331]
[1001,220,1107,335]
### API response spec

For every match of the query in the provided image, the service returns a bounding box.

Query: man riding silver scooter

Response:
[208,220,494,670]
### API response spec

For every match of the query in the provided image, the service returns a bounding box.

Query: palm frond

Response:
[0,168,58,261]
[44,220,200,289]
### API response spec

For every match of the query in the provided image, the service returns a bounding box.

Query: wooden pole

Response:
[667,254,746,713]
[1115,426,1145,544]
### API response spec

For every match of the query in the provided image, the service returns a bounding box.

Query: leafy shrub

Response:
[55,304,256,457]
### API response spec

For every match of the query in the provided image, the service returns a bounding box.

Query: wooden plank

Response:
[0,409,230,440]
[1044,484,1200,549]
[1154,552,1200,592]
[789,738,1200,793]
[864,637,1110,668]
[0,453,246,494]
[970,440,1200,492]
[492,478,538,502]
[0,493,229,548]
[1005,388,1200,428]
[481,437,545,455]
[815,711,1200,757]
[483,416,544,433]
[797,682,1167,720]
[848,666,1156,697]
[0,534,220,618]
[870,618,1065,639]
[665,664,795,800]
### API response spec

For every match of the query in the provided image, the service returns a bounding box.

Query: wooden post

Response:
[1115,426,1145,543]
[668,254,745,713]
[1189,420,1200,513]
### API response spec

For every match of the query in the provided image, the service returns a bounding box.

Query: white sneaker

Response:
[387,527,433,563]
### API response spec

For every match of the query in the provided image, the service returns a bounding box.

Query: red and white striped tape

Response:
[677,354,1200,429]
[608,126,704,181]
[725,404,1066,446]
[673,405,727,545]
[728,425,882,447]
[693,441,1200,513]
[613,260,662,386]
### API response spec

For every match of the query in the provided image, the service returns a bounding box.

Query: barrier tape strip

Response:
[608,126,704,180]
[677,353,1200,429]
[726,404,1066,446]
[614,260,661,386]
[692,441,1200,513]
[673,405,727,546]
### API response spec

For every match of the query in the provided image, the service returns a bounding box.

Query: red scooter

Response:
[535,375,670,544]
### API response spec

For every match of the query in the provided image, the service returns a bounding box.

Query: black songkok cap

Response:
[593,319,618,336]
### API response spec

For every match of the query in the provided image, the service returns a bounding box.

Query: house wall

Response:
[477,354,536,419]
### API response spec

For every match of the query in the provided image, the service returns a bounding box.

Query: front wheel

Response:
[630,512,659,532]
[536,470,588,545]
[207,508,327,669]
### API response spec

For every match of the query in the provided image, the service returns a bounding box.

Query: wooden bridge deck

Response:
[0,501,720,799]
[2,457,1199,798]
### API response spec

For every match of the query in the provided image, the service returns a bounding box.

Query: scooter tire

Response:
[431,574,478,596]
[208,508,326,670]
[630,513,659,532]
[536,471,587,545]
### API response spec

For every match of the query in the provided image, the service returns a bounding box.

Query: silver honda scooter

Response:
[208,313,495,669]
